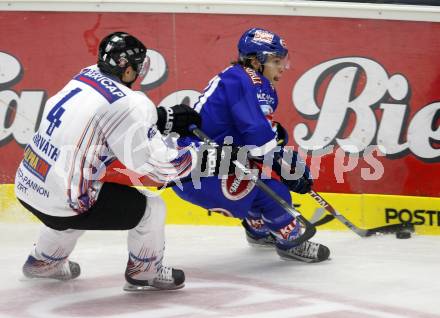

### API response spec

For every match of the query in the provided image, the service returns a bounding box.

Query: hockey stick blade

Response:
[363,222,415,237]
[308,190,415,237]
[312,214,335,227]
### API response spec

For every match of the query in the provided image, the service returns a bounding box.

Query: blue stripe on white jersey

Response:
[74,68,126,104]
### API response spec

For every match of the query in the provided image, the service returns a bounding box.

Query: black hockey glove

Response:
[272,149,313,194]
[273,121,289,147]
[198,143,241,177]
[157,104,201,137]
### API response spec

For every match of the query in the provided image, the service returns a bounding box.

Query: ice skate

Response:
[242,219,276,247]
[276,241,330,263]
[124,265,185,291]
[22,255,81,281]
[245,230,276,247]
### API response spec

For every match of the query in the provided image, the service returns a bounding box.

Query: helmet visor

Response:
[136,55,150,78]
[262,52,290,70]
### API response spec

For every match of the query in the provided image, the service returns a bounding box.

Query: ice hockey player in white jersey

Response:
[14,32,201,291]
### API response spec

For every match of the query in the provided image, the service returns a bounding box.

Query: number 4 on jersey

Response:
[46,88,82,136]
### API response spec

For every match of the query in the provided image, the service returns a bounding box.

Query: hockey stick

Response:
[248,161,334,227]
[160,142,333,228]
[308,189,414,236]
[252,148,413,236]
[309,213,335,227]
[162,175,332,227]
[188,125,316,246]
[163,129,411,236]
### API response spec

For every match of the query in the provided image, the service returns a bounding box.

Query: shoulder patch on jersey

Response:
[74,68,126,104]
[243,67,262,85]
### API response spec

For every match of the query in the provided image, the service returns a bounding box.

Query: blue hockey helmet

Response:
[238,28,288,65]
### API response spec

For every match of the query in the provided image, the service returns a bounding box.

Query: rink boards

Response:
[1,184,438,235]
[1,2,440,236]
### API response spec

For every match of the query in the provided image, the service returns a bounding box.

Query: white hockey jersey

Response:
[15,65,193,217]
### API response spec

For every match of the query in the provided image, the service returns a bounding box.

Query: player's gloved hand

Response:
[198,143,240,177]
[273,121,288,147]
[273,149,313,194]
[157,104,201,137]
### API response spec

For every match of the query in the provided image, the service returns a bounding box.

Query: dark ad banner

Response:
[1,12,439,196]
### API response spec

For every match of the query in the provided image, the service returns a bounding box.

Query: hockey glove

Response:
[273,121,289,147]
[272,149,313,194]
[157,104,201,137]
[198,143,241,177]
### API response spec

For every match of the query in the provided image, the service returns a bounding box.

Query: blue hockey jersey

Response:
[193,64,278,156]
[172,64,289,220]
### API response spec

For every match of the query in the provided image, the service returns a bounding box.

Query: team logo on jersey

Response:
[253,30,274,44]
[221,163,256,200]
[74,68,126,104]
[22,145,51,182]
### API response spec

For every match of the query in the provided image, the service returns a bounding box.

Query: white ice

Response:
[0,223,439,318]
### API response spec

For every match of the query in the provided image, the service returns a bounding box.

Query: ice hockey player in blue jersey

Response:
[173,28,330,263]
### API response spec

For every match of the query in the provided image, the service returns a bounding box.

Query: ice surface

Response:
[0,223,438,318]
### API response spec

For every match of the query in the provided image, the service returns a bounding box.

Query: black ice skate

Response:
[124,265,185,291]
[276,241,330,263]
[245,230,277,247]
[22,255,81,281]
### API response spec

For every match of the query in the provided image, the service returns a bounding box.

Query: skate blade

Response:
[278,255,318,263]
[123,282,185,292]
[123,282,157,292]
[278,254,331,263]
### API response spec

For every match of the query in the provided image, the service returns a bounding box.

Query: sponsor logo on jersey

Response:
[74,68,126,104]
[16,168,50,198]
[253,30,274,44]
[244,67,262,85]
[221,162,256,200]
[257,92,275,109]
[22,145,51,182]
